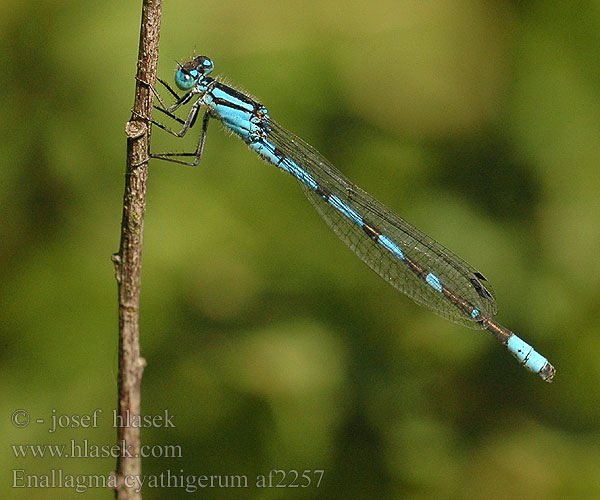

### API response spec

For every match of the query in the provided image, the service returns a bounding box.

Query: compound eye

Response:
[174,69,195,90]
[200,56,214,74]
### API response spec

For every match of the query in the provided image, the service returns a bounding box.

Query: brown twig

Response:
[112,1,161,498]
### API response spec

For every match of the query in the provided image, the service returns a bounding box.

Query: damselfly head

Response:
[174,56,214,90]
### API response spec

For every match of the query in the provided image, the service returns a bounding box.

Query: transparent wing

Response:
[266,120,497,328]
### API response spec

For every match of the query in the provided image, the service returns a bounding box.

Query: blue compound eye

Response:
[192,55,214,75]
[174,68,195,90]
[202,57,214,72]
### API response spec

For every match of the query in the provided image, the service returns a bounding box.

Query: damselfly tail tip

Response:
[539,362,556,383]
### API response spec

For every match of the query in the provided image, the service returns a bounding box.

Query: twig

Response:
[112,1,161,498]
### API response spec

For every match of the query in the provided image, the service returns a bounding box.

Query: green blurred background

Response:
[2,0,599,498]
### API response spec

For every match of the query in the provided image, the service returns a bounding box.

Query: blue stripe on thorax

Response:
[204,85,263,142]
[211,86,255,112]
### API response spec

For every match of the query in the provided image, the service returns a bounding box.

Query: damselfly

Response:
[138,55,555,382]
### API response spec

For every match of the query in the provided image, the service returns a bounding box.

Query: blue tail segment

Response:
[507,335,552,374]
[147,55,556,382]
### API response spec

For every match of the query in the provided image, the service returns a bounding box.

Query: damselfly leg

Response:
[133,77,210,166]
